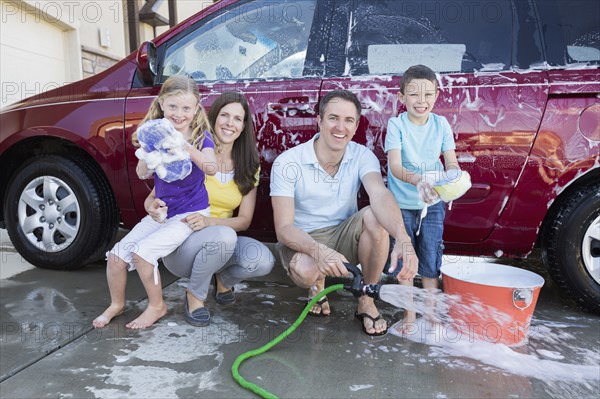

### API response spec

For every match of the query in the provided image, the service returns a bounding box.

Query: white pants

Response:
[107,209,209,284]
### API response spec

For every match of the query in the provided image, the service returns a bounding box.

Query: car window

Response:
[512,0,545,70]
[161,0,317,81]
[346,0,512,75]
[535,0,600,66]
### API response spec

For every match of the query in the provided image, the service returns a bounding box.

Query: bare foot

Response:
[424,312,442,327]
[357,298,387,335]
[393,310,418,335]
[308,280,330,316]
[125,302,168,330]
[92,304,125,329]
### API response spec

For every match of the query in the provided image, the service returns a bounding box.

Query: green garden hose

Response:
[231,283,345,399]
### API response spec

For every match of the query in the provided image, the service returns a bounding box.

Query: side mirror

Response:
[136,41,158,84]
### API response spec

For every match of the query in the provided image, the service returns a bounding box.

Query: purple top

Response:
[154,133,214,219]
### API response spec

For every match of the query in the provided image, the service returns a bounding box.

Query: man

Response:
[270,90,418,336]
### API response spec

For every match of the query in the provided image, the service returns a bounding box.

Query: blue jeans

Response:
[386,201,446,278]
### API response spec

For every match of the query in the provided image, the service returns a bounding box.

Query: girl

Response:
[158,92,274,326]
[93,75,217,330]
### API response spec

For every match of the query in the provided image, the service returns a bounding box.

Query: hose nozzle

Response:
[362,283,382,300]
[343,263,381,299]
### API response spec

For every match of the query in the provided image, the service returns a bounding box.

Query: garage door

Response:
[1,1,67,108]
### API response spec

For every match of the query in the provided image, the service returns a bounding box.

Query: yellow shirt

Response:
[205,169,259,218]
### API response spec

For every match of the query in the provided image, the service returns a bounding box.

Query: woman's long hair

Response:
[132,75,212,149]
[208,92,259,195]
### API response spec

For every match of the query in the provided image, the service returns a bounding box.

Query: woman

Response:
[146,92,274,326]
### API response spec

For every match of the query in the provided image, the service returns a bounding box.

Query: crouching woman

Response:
[158,92,275,326]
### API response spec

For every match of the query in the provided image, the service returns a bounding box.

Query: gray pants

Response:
[162,226,275,301]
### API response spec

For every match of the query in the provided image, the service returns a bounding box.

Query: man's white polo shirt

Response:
[270,134,381,232]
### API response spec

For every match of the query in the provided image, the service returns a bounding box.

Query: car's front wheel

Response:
[542,182,600,313]
[4,155,119,270]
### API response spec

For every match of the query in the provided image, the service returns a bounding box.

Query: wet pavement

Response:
[1,229,599,398]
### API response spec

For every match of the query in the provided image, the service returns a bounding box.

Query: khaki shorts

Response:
[276,207,369,273]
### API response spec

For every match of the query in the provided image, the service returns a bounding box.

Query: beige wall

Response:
[1,0,213,108]
[1,0,82,108]
[177,1,216,24]
[1,0,126,107]
[76,0,128,58]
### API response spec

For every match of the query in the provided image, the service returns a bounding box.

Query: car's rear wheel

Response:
[4,155,119,270]
[542,182,600,313]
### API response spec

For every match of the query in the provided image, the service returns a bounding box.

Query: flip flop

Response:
[354,311,388,336]
[306,296,330,317]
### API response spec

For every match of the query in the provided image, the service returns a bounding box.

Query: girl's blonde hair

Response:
[132,75,213,149]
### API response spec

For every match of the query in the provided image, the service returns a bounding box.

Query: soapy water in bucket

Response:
[457,271,543,287]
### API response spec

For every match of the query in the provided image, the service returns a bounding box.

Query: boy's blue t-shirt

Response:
[385,112,456,210]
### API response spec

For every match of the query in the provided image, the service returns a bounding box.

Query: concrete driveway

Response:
[1,229,599,398]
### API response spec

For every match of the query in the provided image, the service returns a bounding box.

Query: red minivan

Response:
[1,0,598,311]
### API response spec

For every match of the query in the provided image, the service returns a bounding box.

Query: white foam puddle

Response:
[389,318,599,383]
[85,366,219,398]
[73,287,243,397]
[349,384,373,391]
[263,282,290,288]
[232,282,249,292]
[536,349,564,360]
[176,279,189,288]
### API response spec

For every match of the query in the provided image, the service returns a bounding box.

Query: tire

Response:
[542,182,600,314]
[3,155,119,270]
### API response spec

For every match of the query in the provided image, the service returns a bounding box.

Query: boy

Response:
[385,64,459,331]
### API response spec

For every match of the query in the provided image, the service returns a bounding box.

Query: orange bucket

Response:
[441,262,544,346]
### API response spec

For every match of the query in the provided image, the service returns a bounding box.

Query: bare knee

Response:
[107,254,128,270]
[289,253,320,288]
[131,253,152,271]
[362,207,387,240]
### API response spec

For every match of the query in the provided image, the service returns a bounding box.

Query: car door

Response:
[124,0,333,240]
[322,0,548,250]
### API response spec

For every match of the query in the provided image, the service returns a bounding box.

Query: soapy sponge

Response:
[433,169,472,202]
[419,169,472,203]
[134,118,192,183]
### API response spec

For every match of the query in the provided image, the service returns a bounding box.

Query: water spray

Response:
[232,260,547,398]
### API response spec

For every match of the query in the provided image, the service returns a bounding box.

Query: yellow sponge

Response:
[433,169,472,202]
